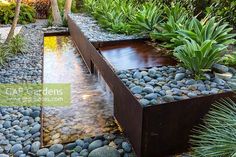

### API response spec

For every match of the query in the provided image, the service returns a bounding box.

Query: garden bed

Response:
[0,21,44,156]
[68,14,236,157]
[68,14,144,43]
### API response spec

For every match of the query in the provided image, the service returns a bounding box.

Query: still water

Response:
[43,36,119,146]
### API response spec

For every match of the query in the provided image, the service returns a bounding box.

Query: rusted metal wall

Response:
[67,16,235,157]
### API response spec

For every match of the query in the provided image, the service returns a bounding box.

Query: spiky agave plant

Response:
[129,1,163,34]
[86,0,136,34]
[101,0,136,34]
[150,2,190,48]
[177,16,236,47]
[174,39,224,79]
[190,97,236,157]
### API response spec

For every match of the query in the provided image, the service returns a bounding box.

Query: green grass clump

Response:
[8,35,26,55]
[190,98,236,157]
[0,35,26,66]
[0,43,10,66]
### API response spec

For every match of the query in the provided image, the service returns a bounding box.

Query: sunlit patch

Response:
[82,94,91,100]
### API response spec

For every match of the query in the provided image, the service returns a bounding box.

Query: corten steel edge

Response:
[67,16,235,157]
[67,17,93,73]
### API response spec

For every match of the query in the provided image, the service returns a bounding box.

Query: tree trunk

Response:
[50,0,62,26]
[63,0,72,21]
[5,0,22,43]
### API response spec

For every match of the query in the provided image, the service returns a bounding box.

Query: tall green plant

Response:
[174,39,223,78]
[129,1,163,34]
[8,35,26,55]
[0,34,26,66]
[150,3,190,48]
[177,17,236,47]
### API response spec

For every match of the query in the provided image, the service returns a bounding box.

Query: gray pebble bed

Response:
[117,66,236,106]
[68,13,143,43]
[0,22,44,157]
[35,134,134,157]
[0,22,44,84]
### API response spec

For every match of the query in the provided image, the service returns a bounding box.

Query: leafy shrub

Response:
[0,43,10,66]
[150,3,190,48]
[173,17,235,76]
[160,0,236,29]
[190,98,236,157]
[129,1,163,34]
[85,0,136,34]
[206,0,236,29]
[0,2,36,24]
[152,14,236,50]
[0,34,26,66]
[174,39,223,78]
[221,52,236,66]
[157,0,195,14]
[177,17,236,47]
[83,0,97,12]
[7,35,26,55]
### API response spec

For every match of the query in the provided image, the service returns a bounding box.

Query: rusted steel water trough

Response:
[68,16,235,157]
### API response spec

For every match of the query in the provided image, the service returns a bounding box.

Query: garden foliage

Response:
[150,3,191,48]
[0,2,36,24]
[221,52,236,66]
[84,0,136,34]
[190,98,236,157]
[206,0,236,29]
[174,39,223,79]
[83,0,236,78]
[129,1,163,34]
[0,35,26,66]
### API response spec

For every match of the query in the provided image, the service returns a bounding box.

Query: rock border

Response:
[117,65,235,106]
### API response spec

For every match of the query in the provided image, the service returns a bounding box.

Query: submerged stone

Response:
[88,146,120,157]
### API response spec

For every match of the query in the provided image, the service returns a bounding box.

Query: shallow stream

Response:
[42,36,119,146]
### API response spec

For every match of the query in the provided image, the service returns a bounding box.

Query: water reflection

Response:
[43,36,119,146]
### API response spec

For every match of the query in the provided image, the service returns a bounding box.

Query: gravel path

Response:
[0,21,44,156]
